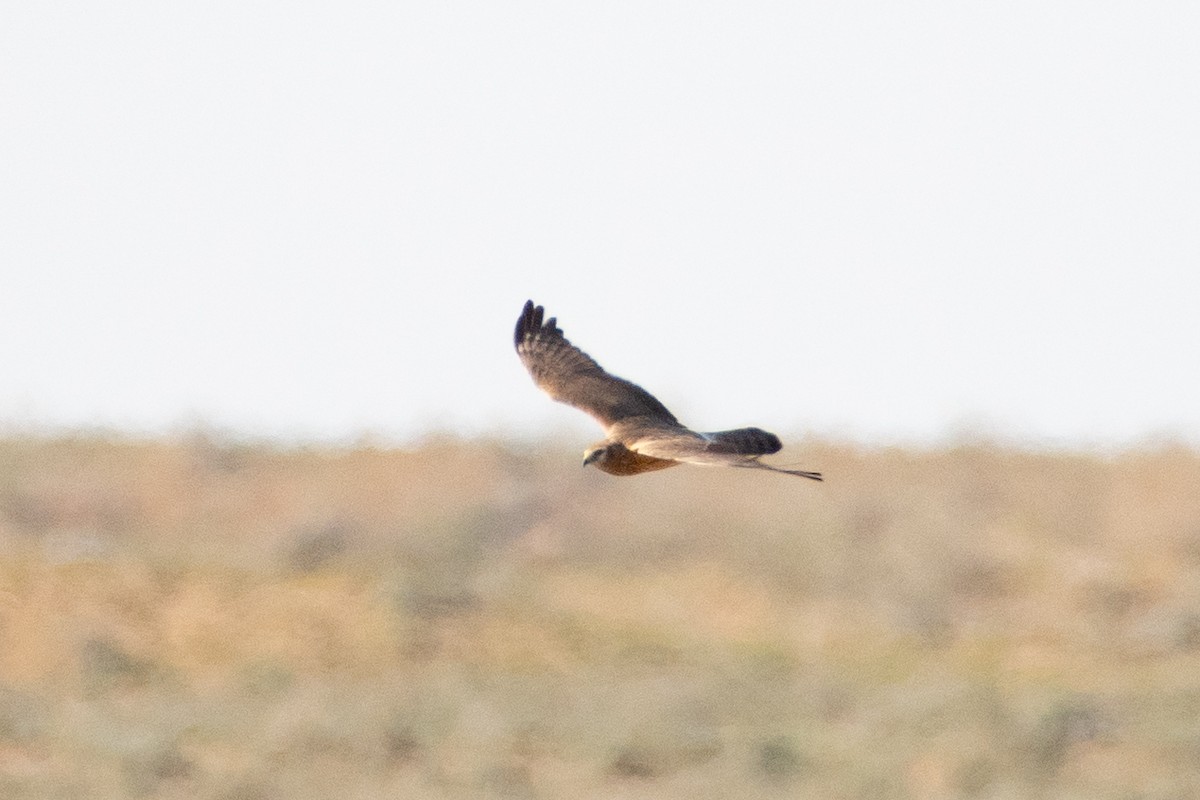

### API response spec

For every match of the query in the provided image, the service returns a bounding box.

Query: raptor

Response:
[514,300,822,480]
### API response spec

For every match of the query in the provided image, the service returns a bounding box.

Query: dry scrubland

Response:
[1,434,1199,799]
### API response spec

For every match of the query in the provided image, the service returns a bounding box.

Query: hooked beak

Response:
[582,450,601,468]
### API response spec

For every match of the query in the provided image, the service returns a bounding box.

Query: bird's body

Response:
[583,442,679,476]
[514,300,822,480]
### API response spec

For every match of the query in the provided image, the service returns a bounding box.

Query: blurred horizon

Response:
[1,416,1198,457]
[2,433,1199,797]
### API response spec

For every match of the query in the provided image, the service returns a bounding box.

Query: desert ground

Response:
[1,432,1198,798]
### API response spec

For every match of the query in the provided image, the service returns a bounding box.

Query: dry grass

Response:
[1,432,1199,798]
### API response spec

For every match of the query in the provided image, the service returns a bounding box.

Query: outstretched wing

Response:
[515,300,678,430]
[627,426,780,463]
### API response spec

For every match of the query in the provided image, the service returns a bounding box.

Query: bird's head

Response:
[582,446,608,469]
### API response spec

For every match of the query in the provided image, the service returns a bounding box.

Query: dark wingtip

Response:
[515,299,541,349]
[515,299,561,350]
[745,428,783,455]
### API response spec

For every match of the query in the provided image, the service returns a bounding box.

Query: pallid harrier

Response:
[515,300,822,480]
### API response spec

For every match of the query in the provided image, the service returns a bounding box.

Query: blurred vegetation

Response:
[0,432,1199,798]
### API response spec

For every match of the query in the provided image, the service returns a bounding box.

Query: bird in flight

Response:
[514,300,822,480]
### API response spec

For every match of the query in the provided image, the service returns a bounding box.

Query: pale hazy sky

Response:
[2,2,1198,446]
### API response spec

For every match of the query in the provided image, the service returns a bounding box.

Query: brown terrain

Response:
[1,432,1198,798]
